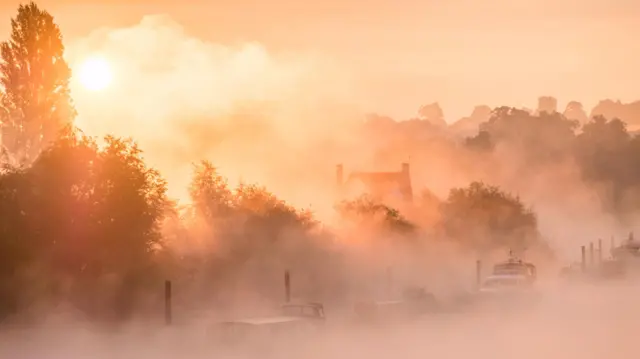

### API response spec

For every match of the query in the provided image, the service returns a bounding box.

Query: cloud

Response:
[65,14,361,202]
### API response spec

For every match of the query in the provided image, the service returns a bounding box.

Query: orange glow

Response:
[76,56,112,91]
[51,3,640,222]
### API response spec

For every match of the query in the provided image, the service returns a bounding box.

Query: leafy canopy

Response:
[0,2,75,163]
[439,181,539,253]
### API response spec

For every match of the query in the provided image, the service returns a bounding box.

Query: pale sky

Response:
[1,0,639,121]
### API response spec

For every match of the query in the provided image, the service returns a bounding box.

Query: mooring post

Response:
[589,242,594,267]
[164,280,172,326]
[476,260,482,288]
[284,270,291,303]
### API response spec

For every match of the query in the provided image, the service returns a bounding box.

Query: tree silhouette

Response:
[465,130,493,151]
[0,127,169,320]
[590,99,640,128]
[537,96,558,114]
[0,2,75,164]
[439,182,539,253]
[336,194,416,235]
[189,160,234,221]
[563,100,589,124]
[418,102,447,127]
[575,116,635,214]
[469,106,578,164]
[3,2,640,320]
[179,164,338,303]
[450,105,492,137]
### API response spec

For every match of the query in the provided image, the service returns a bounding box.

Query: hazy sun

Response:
[78,57,112,91]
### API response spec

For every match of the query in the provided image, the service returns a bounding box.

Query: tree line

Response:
[0,2,635,323]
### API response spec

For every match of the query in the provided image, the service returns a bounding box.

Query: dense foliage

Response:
[1,2,640,323]
[0,2,75,164]
[438,182,538,253]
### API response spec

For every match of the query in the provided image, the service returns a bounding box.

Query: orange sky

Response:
[1,0,639,121]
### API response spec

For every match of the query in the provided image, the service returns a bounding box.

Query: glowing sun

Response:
[77,57,112,91]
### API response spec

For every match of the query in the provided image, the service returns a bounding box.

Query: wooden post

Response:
[476,260,482,287]
[589,242,594,267]
[164,280,172,326]
[581,246,586,273]
[284,270,291,303]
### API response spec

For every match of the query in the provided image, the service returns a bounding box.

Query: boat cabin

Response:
[612,233,640,260]
[280,302,325,320]
[479,274,533,293]
[492,256,537,283]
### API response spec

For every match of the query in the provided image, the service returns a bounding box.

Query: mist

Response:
[56,12,640,307]
[66,14,362,208]
[61,15,639,255]
[3,281,640,359]
[3,4,640,359]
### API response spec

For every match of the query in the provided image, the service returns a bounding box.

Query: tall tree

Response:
[469,106,578,164]
[0,2,75,164]
[418,102,446,127]
[439,182,539,254]
[575,116,633,213]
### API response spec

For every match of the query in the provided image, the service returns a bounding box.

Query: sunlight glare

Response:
[78,57,112,91]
